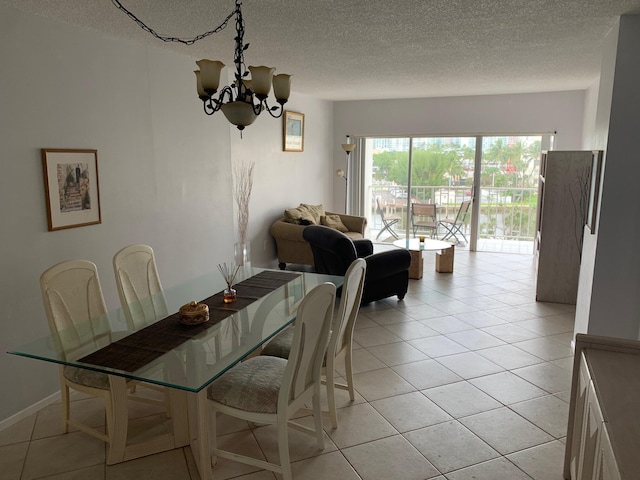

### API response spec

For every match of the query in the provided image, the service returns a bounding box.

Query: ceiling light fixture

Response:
[194,1,291,132]
[112,0,291,135]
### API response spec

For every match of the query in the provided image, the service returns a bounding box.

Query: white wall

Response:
[0,5,333,424]
[577,15,640,340]
[230,95,334,267]
[575,20,619,337]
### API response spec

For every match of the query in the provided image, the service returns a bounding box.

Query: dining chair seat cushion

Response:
[261,328,295,358]
[63,365,110,390]
[207,356,288,414]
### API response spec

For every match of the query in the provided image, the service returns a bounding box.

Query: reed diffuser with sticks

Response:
[218,263,240,303]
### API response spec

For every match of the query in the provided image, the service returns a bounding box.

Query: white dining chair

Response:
[40,260,124,451]
[261,258,366,428]
[207,282,336,480]
[113,244,175,407]
[113,244,167,330]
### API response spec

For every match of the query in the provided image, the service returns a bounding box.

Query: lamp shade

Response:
[249,66,274,99]
[221,101,258,130]
[194,71,208,100]
[272,74,292,103]
[341,143,356,153]
[196,60,225,94]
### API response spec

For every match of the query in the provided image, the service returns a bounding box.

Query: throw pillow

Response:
[284,208,304,225]
[284,206,315,225]
[299,203,325,225]
[321,214,349,233]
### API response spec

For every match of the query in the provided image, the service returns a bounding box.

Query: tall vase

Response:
[234,242,251,267]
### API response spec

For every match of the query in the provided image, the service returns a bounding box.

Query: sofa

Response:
[270,204,367,269]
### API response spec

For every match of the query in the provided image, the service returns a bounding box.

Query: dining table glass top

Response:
[9,267,343,393]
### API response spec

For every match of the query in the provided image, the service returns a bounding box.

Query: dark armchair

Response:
[302,225,411,304]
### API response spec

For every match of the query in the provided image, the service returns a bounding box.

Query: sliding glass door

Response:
[360,133,553,253]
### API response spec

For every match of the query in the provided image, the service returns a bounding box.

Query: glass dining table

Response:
[9,267,343,480]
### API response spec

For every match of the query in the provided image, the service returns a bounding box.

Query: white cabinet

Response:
[535,151,596,304]
[564,334,640,479]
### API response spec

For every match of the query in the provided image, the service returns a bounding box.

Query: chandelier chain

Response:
[110,0,236,45]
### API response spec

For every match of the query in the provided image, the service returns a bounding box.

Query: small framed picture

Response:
[283,111,304,152]
[41,149,101,231]
[587,150,604,234]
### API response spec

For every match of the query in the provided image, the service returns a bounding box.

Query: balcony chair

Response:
[302,225,410,304]
[261,258,366,428]
[411,203,438,238]
[375,197,400,240]
[439,200,472,244]
[207,283,336,480]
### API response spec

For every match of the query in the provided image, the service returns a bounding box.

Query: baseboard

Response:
[0,391,60,432]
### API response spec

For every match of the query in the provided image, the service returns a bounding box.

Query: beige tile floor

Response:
[0,250,574,480]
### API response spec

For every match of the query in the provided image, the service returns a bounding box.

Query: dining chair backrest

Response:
[279,282,335,408]
[40,260,111,360]
[113,244,167,330]
[330,258,366,360]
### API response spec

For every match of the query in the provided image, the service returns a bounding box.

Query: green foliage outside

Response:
[373,138,541,191]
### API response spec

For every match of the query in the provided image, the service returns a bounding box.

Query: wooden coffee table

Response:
[393,238,455,278]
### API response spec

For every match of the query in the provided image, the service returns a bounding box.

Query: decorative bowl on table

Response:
[179,301,209,325]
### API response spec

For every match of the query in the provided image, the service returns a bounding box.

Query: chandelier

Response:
[194,1,291,131]
[112,0,291,133]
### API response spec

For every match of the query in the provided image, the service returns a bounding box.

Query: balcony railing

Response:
[370,185,538,242]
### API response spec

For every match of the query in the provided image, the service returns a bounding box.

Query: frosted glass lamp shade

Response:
[196,60,225,95]
[249,66,274,99]
[221,101,258,130]
[273,74,291,103]
[194,71,208,100]
[341,143,356,153]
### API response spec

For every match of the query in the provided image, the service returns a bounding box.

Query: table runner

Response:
[79,270,301,372]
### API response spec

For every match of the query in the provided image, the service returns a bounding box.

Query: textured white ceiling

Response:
[4,0,640,100]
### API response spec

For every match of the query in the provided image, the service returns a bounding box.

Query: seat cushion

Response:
[63,365,110,390]
[261,328,294,359]
[207,356,287,414]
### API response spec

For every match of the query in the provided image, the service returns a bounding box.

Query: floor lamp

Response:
[337,136,356,213]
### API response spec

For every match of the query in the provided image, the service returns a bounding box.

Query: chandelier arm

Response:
[261,100,286,119]
[111,0,236,45]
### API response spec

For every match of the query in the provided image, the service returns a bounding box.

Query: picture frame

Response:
[283,111,304,152]
[41,149,101,231]
[587,150,604,234]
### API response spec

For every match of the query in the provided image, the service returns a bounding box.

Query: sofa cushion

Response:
[284,207,311,225]
[283,204,325,225]
[321,214,349,232]
[299,203,325,224]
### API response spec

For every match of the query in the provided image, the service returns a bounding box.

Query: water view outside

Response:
[366,135,544,251]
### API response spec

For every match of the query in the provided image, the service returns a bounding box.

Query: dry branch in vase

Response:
[233,159,255,245]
